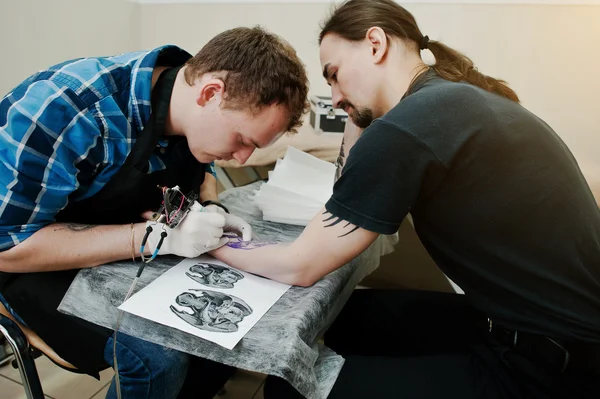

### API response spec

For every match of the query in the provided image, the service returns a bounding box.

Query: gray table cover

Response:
[58,182,386,399]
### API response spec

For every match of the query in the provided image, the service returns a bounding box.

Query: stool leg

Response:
[0,315,45,399]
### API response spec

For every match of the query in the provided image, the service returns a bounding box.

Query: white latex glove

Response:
[146,209,228,258]
[203,203,228,216]
[204,204,253,241]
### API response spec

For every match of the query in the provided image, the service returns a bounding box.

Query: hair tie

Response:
[420,35,430,50]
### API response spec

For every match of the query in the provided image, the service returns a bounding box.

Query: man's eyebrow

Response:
[322,63,331,80]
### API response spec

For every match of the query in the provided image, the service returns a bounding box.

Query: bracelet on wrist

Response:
[201,200,229,214]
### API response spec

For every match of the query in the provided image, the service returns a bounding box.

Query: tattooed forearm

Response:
[54,223,98,232]
[225,236,278,250]
[322,211,359,237]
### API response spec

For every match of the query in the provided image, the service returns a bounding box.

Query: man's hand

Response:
[146,210,228,258]
[223,213,253,241]
[204,204,253,241]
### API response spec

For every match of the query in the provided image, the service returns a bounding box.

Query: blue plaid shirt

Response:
[0,45,215,251]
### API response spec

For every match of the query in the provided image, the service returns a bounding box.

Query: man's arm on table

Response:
[210,207,379,287]
[0,173,226,273]
[1,171,228,273]
[0,223,150,273]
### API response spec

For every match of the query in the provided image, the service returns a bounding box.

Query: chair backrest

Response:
[0,302,76,370]
[0,309,46,399]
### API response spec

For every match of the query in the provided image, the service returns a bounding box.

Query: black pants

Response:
[264,290,599,399]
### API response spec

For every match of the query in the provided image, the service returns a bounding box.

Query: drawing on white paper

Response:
[170,289,253,333]
[186,263,244,288]
[118,255,291,349]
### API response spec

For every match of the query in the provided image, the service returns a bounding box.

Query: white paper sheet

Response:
[255,146,337,225]
[118,255,291,350]
[267,146,336,203]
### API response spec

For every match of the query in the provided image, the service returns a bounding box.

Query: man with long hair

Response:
[211,1,599,398]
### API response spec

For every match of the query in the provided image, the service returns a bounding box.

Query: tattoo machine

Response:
[139,185,200,265]
[153,185,200,228]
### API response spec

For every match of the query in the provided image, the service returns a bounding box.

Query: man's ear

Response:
[196,79,225,106]
[365,27,388,64]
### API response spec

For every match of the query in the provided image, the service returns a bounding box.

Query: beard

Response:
[340,101,374,128]
[351,107,374,128]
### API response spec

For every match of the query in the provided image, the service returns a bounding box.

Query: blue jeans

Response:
[103,332,236,399]
[103,332,190,399]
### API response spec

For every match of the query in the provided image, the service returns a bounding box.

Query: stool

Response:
[0,302,79,399]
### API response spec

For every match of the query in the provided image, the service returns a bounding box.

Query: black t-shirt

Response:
[326,72,600,344]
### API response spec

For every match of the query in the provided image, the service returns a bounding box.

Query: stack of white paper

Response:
[254,146,336,226]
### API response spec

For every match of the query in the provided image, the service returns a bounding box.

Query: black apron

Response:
[0,65,207,377]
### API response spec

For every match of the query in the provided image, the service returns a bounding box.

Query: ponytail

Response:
[426,40,519,102]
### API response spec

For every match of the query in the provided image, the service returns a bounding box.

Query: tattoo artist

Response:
[211,1,600,398]
[0,27,309,399]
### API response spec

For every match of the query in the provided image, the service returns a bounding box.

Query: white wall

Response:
[137,2,600,168]
[0,0,140,95]
[1,1,598,171]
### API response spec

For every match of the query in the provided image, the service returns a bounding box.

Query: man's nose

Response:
[232,147,255,165]
[332,87,343,109]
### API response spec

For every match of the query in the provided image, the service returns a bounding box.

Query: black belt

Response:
[487,319,600,375]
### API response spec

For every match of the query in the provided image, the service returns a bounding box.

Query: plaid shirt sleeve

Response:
[0,80,102,251]
[207,162,216,177]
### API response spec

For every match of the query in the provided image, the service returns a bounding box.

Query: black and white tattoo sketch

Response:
[186,263,244,288]
[170,290,253,333]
